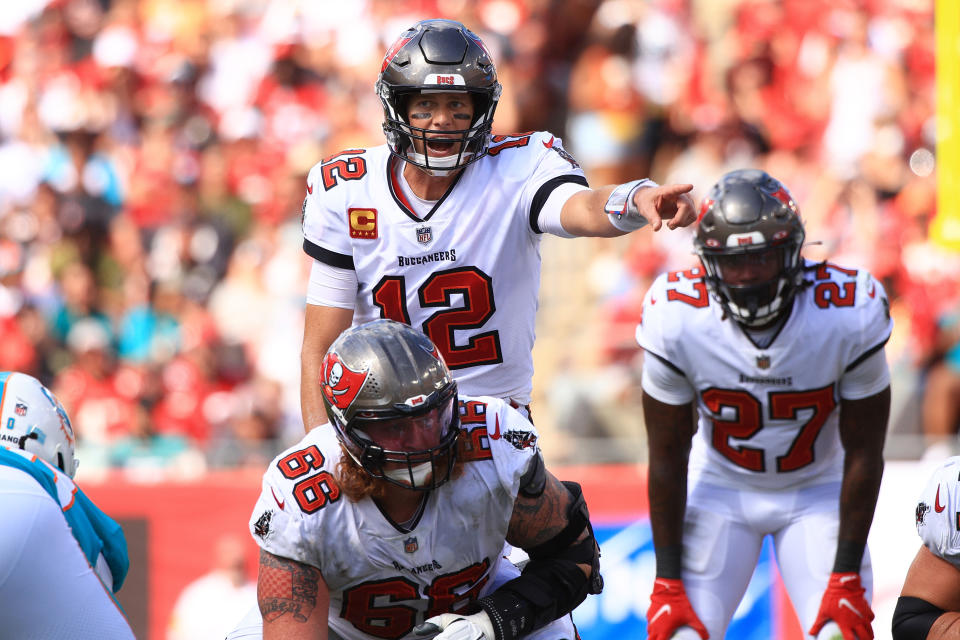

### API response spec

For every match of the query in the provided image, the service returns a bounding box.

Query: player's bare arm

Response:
[642,391,697,568]
[301,304,353,432]
[507,471,592,576]
[835,387,890,556]
[560,182,696,237]
[895,546,960,639]
[258,548,329,640]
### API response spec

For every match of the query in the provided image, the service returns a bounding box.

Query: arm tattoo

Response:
[257,549,321,623]
[507,472,574,549]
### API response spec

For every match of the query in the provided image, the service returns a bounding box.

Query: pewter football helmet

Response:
[0,372,78,477]
[320,320,459,491]
[694,169,806,327]
[376,19,501,173]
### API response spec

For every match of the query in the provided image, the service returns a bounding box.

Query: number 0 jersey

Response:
[915,456,960,570]
[248,396,541,640]
[636,259,893,491]
[302,133,588,405]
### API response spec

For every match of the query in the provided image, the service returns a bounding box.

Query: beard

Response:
[334,442,464,502]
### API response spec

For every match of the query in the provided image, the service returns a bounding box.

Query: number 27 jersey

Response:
[302,132,587,405]
[636,260,893,490]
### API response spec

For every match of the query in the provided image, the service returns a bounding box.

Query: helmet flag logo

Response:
[320,354,369,412]
[381,36,412,73]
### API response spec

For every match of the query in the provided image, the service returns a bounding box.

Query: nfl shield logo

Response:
[416,226,432,244]
[14,402,27,416]
[403,536,418,553]
[756,355,771,369]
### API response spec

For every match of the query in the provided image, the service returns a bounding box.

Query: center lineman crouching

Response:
[228,319,602,640]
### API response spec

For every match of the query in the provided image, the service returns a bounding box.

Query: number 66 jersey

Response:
[636,259,893,491]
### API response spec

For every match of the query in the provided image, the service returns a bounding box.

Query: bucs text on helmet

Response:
[0,372,79,477]
[694,169,806,327]
[320,319,459,491]
[376,19,501,174]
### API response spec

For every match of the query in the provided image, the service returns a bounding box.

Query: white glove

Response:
[412,611,496,640]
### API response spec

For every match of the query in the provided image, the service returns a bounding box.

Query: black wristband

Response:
[655,544,684,579]
[477,590,535,640]
[832,539,866,573]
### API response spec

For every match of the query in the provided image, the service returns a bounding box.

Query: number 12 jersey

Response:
[302,132,588,405]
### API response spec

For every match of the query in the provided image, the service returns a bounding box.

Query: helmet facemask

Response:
[338,387,459,491]
[320,319,461,492]
[699,244,803,327]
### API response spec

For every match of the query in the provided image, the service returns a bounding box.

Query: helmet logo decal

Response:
[381,36,412,72]
[38,385,75,445]
[404,394,428,408]
[697,198,714,223]
[769,186,796,210]
[321,353,369,411]
[425,73,465,86]
[726,231,764,247]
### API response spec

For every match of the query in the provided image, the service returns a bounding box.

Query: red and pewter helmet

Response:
[320,319,459,491]
[376,19,501,174]
[694,169,806,327]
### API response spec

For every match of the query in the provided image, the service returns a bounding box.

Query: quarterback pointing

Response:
[300,18,696,432]
[231,320,601,640]
[0,371,134,639]
[636,170,892,640]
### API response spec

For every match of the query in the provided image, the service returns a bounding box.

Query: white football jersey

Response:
[249,396,541,640]
[637,259,893,491]
[915,456,960,570]
[302,133,587,404]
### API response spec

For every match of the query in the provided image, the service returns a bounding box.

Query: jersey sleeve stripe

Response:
[528,175,589,234]
[844,333,891,372]
[303,239,355,270]
[644,349,686,377]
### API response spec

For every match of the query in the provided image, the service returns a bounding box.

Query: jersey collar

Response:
[387,155,466,223]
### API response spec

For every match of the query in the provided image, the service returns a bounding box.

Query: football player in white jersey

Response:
[636,170,892,640]
[893,457,960,639]
[0,371,134,639]
[299,18,697,432]
[231,320,602,640]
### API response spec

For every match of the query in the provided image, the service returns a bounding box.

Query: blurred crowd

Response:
[0,0,956,475]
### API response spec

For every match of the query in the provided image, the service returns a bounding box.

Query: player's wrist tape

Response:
[603,179,656,232]
[655,544,684,580]
[832,540,866,573]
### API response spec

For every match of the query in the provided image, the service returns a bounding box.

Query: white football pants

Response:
[680,480,872,639]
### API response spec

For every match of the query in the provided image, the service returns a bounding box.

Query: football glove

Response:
[809,572,875,640]
[413,611,495,640]
[646,578,709,640]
